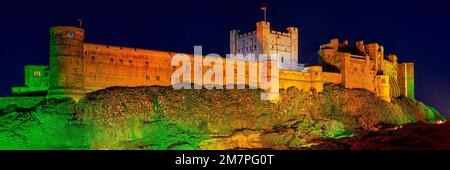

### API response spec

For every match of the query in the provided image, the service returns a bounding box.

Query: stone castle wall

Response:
[323,72,342,84]
[342,54,376,91]
[82,43,174,92]
[279,66,323,92]
[82,43,323,95]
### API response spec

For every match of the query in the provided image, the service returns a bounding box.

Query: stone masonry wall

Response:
[82,43,323,94]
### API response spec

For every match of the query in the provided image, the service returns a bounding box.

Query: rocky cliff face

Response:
[74,84,442,149]
[0,84,444,150]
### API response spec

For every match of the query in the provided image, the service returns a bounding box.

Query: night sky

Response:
[0,0,449,116]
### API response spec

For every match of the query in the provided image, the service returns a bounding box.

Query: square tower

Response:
[229,21,300,71]
[398,62,415,99]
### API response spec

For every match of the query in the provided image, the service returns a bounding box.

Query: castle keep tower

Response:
[230,21,301,71]
[48,26,86,100]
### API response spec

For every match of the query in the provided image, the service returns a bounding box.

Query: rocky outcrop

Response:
[73,84,443,149]
[0,84,444,150]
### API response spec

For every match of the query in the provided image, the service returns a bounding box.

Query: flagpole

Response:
[261,6,267,22]
[78,19,83,28]
[264,9,267,21]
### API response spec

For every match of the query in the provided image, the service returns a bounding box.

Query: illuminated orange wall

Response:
[323,72,341,84]
[341,53,376,92]
[82,43,323,94]
[83,43,174,92]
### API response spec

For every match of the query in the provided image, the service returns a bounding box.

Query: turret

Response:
[366,43,383,74]
[308,66,324,93]
[286,27,299,70]
[229,29,239,54]
[256,21,271,55]
[329,39,339,49]
[388,54,398,63]
[340,53,351,88]
[48,26,86,100]
[375,75,391,102]
[356,41,365,53]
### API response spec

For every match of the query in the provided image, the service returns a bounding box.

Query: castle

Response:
[10,21,415,103]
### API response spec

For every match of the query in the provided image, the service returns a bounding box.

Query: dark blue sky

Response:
[0,0,449,116]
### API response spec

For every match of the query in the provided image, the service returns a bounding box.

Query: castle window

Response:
[55,32,63,38]
[156,75,160,81]
[146,75,150,80]
[33,70,41,77]
[119,59,123,64]
[381,79,386,84]
[129,60,133,65]
[91,56,95,62]
[172,66,177,70]
[145,61,149,66]
[281,57,284,63]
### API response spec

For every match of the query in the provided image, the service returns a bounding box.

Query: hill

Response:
[0,84,444,149]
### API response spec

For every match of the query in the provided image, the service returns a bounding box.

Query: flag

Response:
[260,6,267,11]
